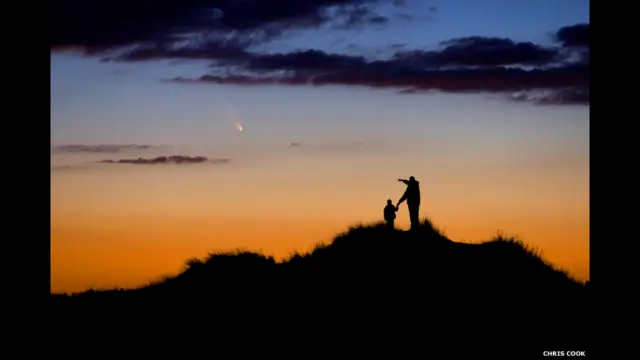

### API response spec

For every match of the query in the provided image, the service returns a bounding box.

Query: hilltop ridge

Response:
[52,218,587,303]
[51,218,590,349]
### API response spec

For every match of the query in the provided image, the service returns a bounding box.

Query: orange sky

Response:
[51,144,589,292]
[50,89,589,294]
[51,212,588,293]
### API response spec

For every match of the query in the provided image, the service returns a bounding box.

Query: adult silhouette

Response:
[396,176,421,230]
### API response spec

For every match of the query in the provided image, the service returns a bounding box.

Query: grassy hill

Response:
[51,218,590,350]
[51,217,586,300]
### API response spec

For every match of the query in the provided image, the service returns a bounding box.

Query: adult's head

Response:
[409,176,415,182]
[387,199,392,205]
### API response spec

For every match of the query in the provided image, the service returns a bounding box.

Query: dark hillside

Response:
[51,218,589,347]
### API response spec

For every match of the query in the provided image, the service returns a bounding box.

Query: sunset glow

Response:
[50,0,589,293]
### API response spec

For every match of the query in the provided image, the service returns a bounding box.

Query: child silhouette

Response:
[384,199,398,229]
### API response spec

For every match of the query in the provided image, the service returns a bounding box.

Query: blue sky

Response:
[51,0,589,145]
[254,0,589,54]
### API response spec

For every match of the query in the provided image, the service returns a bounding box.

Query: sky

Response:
[50,0,590,293]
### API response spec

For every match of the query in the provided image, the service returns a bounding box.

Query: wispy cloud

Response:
[284,140,394,154]
[509,87,589,106]
[99,155,230,165]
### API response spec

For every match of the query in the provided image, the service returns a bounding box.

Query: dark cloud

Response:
[246,49,367,71]
[554,23,589,66]
[167,54,588,100]
[394,37,558,67]
[52,4,588,107]
[53,144,154,153]
[239,36,559,73]
[51,0,385,53]
[163,23,589,105]
[118,35,559,66]
[99,155,230,165]
[167,75,280,85]
[316,63,586,92]
[170,63,587,91]
[555,23,589,48]
[99,5,395,62]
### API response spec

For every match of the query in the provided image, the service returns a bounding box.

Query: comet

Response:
[235,120,243,132]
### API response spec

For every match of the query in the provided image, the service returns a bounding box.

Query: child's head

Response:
[387,199,392,205]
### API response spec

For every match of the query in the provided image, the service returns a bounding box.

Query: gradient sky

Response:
[50,0,590,293]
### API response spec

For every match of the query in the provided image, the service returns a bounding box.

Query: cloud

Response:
[103,37,251,62]
[51,0,388,53]
[284,140,390,153]
[331,4,390,29]
[245,49,367,71]
[163,23,589,105]
[554,23,589,67]
[50,0,588,107]
[167,75,280,85]
[52,144,155,153]
[397,88,418,94]
[555,23,589,48]
[99,155,230,165]
[51,165,89,172]
[509,87,589,106]
[166,56,588,98]
[394,36,558,67]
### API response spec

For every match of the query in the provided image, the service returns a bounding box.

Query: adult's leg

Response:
[408,202,419,229]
